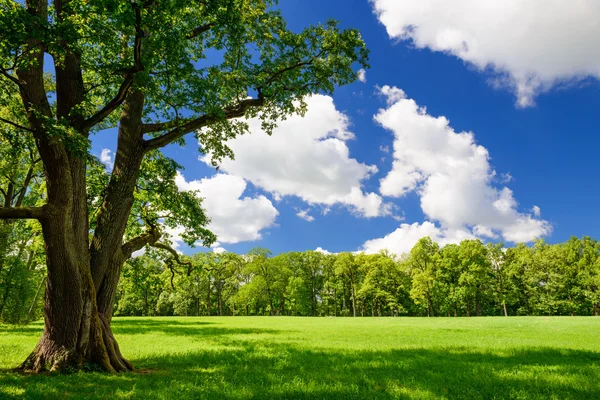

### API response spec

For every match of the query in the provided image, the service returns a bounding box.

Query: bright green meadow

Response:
[1,317,599,399]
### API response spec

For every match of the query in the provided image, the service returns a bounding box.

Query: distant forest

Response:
[2,236,599,323]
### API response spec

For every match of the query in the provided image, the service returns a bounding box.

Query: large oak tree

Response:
[0,0,367,372]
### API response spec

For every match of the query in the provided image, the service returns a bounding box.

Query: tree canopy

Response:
[0,0,368,372]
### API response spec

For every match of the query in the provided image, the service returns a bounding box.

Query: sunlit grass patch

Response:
[1,317,599,399]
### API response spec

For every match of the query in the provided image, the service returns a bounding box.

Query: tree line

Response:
[113,236,600,318]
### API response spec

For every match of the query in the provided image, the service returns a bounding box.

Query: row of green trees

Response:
[114,236,600,318]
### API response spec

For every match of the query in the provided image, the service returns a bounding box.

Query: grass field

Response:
[1,317,599,399]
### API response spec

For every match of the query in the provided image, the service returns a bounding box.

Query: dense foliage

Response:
[0,0,368,372]
[110,236,600,318]
[3,234,599,322]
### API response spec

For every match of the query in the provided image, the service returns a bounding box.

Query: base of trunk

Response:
[17,314,132,373]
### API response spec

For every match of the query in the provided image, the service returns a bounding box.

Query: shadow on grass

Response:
[0,321,44,335]
[1,335,599,399]
[112,319,282,337]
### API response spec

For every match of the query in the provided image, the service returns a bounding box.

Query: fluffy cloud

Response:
[175,173,278,244]
[202,95,392,218]
[315,247,333,255]
[296,209,315,222]
[212,245,227,254]
[362,222,475,255]
[364,86,550,254]
[371,0,600,106]
[100,148,114,169]
[357,68,367,83]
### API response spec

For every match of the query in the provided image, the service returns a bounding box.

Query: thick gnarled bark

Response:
[18,208,140,373]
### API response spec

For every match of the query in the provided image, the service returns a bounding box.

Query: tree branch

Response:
[80,2,146,132]
[15,165,35,208]
[121,224,161,259]
[140,51,323,150]
[143,96,264,151]
[0,68,22,88]
[0,117,33,132]
[150,242,192,267]
[187,23,214,39]
[0,206,46,220]
[150,242,192,289]
[141,117,196,134]
[263,60,314,86]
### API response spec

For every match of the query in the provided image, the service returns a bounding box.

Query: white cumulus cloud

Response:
[362,222,475,255]
[201,95,393,218]
[100,148,114,169]
[371,0,600,106]
[363,86,550,254]
[296,209,315,222]
[357,68,367,83]
[175,172,278,244]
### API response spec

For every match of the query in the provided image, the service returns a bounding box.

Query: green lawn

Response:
[1,317,599,399]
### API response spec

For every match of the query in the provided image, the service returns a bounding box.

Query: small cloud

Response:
[500,173,513,184]
[315,247,333,255]
[100,148,114,169]
[377,85,407,105]
[296,209,315,222]
[213,247,227,254]
[379,145,390,153]
[532,205,541,217]
[357,68,367,83]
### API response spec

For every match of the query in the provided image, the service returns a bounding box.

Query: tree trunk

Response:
[426,291,434,317]
[0,221,11,275]
[16,73,147,371]
[503,302,508,317]
[27,275,46,321]
[350,283,357,317]
[333,287,337,316]
[207,280,212,316]
[217,285,223,316]
[19,212,131,372]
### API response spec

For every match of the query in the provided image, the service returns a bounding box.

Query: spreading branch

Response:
[141,55,322,150]
[0,206,46,220]
[150,242,192,267]
[0,116,33,132]
[187,23,214,39]
[262,60,314,86]
[150,242,192,289]
[121,224,161,259]
[15,165,36,208]
[0,68,22,88]
[142,96,264,151]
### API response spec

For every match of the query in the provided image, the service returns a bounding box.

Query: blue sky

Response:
[94,0,600,256]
